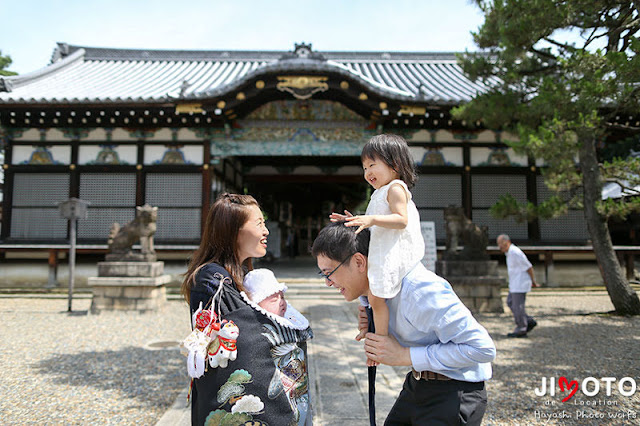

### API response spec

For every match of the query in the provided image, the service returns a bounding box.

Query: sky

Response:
[0,0,485,75]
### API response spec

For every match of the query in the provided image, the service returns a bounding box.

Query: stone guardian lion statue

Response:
[106,204,158,261]
[443,205,489,261]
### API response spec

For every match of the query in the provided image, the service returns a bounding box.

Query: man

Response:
[496,234,539,338]
[312,222,496,425]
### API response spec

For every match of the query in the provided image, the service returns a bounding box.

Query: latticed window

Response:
[471,174,528,240]
[145,173,202,241]
[413,174,463,241]
[78,173,136,240]
[537,176,589,241]
[11,173,70,239]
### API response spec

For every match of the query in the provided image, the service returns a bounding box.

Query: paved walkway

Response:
[156,280,407,426]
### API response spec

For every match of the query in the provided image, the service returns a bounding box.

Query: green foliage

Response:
[0,50,17,76]
[455,0,640,221]
[600,135,640,162]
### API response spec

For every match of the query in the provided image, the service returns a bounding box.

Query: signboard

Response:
[421,221,437,272]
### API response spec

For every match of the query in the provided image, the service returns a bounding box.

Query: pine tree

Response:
[454,0,640,315]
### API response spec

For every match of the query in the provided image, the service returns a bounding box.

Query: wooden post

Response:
[544,251,557,287]
[46,249,59,288]
[625,252,635,280]
[68,218,77,312]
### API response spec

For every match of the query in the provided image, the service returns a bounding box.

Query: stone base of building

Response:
[436,260,505,313]
[88,261,169,314]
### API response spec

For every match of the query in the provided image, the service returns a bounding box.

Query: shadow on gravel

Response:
[478,310,640,425]
[33,346,187,409]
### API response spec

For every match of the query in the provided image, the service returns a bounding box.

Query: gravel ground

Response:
[0,296,191,425]
[477,293,640,426]
[0,291,638,425]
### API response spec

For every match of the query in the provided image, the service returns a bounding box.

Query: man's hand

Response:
[363,332,412,366]
[532,281,540,288]
[330,210,353,222]
[355,305,368,341]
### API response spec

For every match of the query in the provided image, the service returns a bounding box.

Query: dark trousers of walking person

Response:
[384,373,487,425]
[507,292,534,333]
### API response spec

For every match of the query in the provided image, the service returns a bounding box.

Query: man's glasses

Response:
[318,253,354,282]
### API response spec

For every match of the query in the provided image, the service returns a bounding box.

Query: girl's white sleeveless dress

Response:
[365,179,425,298]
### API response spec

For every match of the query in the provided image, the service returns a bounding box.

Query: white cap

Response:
[243,269,287,304]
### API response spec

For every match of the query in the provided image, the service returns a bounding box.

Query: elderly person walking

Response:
[497,234,539,338]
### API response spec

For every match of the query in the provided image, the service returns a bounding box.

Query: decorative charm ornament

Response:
[276,76,329,100]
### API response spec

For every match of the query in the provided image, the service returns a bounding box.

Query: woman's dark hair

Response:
[361,134,417,188]
[311,221,370,262]
[181,193,259,303]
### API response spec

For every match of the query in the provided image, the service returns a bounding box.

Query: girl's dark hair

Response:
[361,134,417,188]
[181,193,259,303]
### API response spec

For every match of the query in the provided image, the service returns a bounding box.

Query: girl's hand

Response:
[329,210,353,222]
[344,215,375,234]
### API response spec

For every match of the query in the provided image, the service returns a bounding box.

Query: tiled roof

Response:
[0,43,498,105]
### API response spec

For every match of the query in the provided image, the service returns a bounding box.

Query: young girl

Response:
[331,134,425,365]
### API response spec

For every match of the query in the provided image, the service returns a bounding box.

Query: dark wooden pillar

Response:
[136,142,144,206]
[202,139,212,231]
[527,161,540,241]
[462,144,472,218]
[1,140,13,240]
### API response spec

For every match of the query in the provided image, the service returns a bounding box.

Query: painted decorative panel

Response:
[210,140,366,157]
[12,145,71,165]
[415,147,463,166]
[233,125,372,143]
[144,145,203,165]
[13,129,40,141]
[470,147,527,167]
[79,145,137,165]
[245,100,365,121]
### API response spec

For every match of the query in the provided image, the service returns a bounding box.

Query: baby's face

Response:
[258,291,287,317]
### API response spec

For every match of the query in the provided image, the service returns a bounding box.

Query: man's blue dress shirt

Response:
[382,263,496,382]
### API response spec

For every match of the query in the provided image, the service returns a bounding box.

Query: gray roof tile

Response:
[0,44,491,105]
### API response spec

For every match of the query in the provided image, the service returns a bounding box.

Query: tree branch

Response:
[620,23,640,51]
[530,47,557,60]
[543,37,579,52]
[583,26,600,48]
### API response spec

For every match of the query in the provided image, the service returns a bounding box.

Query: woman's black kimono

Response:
[189,263,313,426]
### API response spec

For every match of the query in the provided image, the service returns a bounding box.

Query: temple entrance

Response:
[246,178,369,258]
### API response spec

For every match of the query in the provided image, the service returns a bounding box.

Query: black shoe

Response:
[527,319,538,332]
[507,331,528,338]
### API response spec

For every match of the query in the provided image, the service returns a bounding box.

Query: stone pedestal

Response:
[436,260,505,313]
[88,261,169,313]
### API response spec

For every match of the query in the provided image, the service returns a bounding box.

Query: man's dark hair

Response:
[311,221,370,261]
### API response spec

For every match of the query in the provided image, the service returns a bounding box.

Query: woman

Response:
[182,193,313,426]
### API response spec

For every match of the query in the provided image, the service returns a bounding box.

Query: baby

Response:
[243,268,288,316]
[242,269,309,331]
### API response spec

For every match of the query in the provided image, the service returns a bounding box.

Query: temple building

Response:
[0,42,591,253]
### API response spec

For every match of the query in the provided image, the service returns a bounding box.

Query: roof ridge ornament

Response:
[279,42,325,61]
[0,77,12,92]
[51,42,71,63]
